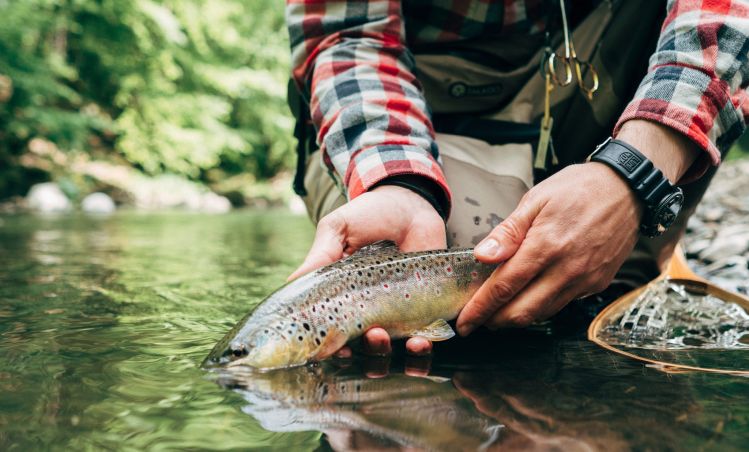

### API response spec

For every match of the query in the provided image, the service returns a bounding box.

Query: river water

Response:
[1,212,747,450]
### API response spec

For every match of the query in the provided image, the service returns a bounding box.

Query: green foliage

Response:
[0,0,294,197]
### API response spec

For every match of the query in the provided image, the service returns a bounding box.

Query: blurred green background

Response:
[0,0,294,206]
[0,0,747,207]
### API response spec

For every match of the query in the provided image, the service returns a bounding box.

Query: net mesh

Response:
[598,279,749,350]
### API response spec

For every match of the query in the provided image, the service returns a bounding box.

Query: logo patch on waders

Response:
[448,82,503,98]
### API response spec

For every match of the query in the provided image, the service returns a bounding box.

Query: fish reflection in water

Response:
[210,330,713,452]
[214,361,503,451]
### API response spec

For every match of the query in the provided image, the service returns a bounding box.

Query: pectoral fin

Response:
[409,319,455,341]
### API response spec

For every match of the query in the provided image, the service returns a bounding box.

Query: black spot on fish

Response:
[357,323,362,329]
[320,330,326,337]
[328,316,333,321]
[298,336,303,341]
[315,338,321,345]
[288,307,293,313]
[351,284,355,289]
[303,323,310,331]
[357,271,362,276]
[334,307,338,313]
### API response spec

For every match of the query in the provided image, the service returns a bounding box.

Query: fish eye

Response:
[229,343,248,358]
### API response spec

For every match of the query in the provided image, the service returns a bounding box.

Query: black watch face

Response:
[654,191,684,232]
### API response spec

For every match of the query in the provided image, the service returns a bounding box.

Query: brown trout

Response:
[204,244,494,370]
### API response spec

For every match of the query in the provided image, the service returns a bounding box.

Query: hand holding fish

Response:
[457,120,700,334]
[289,184,447,356]
[456,162,641,334]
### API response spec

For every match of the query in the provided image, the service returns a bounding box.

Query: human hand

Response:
[456,162,642,335]
[288,184,446,356]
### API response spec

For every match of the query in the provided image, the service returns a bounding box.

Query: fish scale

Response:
[205,245,495,370]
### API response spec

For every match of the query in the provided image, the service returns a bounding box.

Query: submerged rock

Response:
[26,183,72,213]
[81,192,116,214]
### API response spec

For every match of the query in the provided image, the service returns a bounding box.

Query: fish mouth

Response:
[201,353,230,369]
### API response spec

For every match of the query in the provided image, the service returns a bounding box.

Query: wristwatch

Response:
[589,137,684,238]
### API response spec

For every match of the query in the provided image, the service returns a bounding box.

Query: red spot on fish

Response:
[446,266,453,273]
[415,271,421,281]
[404,293,410,299]
[471,271,478,279]
[383,283,389,289]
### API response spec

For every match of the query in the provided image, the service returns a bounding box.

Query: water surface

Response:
[1,212,747,450]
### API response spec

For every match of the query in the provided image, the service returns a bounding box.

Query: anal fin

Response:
[409,319,455,341]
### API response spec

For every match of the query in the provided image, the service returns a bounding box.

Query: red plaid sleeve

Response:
[286,0,451,212]
[614,0,749,178]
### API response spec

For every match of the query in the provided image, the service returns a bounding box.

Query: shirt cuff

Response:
[614,64,743,181]
[344,144,452,218]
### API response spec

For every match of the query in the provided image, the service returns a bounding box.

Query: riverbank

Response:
[684,159,749,295]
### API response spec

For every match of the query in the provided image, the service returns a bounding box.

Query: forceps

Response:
[545,0,599,99]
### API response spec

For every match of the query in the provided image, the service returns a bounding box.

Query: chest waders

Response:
[290,0,719,289]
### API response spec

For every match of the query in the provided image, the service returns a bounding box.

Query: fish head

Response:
[204,271,330,370]
[203,320,301,370]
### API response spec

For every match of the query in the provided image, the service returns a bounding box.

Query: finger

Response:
[405,337,433,356]
[486,269,576,329]
[473,194,545,264]
[363,355,390,378]
[333,346,353,359]
[457,242,549,335]
[404,355,432,377]
[362,327,392,355]
[288,213,346,281]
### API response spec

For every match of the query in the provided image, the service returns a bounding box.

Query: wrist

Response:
[615,119,699,184]
[371,175,449,221]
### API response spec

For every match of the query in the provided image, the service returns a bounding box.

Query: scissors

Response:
[545,0,599,99]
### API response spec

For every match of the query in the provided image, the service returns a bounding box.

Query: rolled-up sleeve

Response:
[615,0,749,177]
[286,0,451,212]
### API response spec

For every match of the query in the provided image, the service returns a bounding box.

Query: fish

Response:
[204,242,495,370]
[214,363,503,451]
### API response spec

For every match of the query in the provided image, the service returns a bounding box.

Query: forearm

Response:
[615,119,699,184]
[613,0,749,179]
[287,0,451,213]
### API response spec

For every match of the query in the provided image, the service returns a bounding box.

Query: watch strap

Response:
[590,138,673,207]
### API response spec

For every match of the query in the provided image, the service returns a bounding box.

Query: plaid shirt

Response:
[287,0,749,214]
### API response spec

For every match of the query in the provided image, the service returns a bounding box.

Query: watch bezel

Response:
[642,189,684,238]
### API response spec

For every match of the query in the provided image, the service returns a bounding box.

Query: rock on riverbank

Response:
[684,159,749,295]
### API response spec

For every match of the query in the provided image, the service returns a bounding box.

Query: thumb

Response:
[473,196,543,264]
[288,214,346,281]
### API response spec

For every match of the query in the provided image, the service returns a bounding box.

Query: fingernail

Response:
[458,323,477,337]
[475,238,501,258]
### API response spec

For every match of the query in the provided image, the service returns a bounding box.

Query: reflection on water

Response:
[216,363,503,451]
[1,212,748,450]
